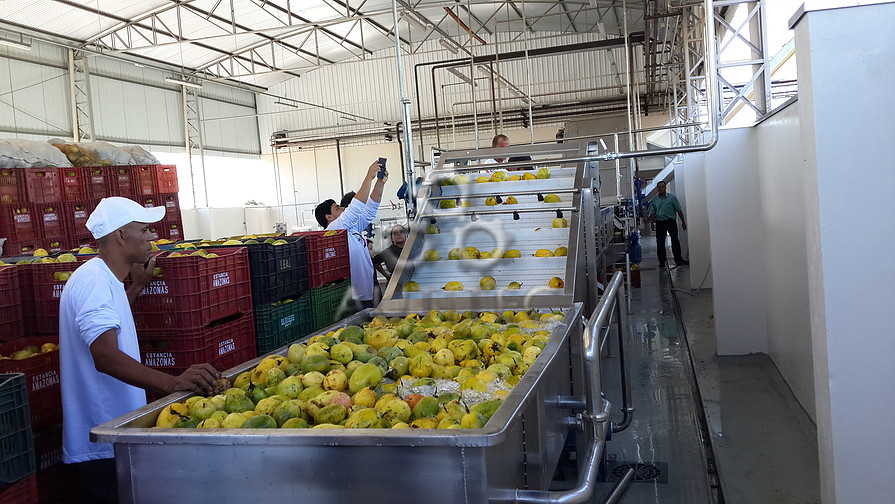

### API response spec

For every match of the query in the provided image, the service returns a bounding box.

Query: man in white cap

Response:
[59,196,219,503]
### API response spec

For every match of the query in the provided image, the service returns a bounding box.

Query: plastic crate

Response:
[0,373,36,485]
[0,339,62,431]
[84,166,113,200]
[160,192,180,213]
[58,167,86,202]
[110,166,137,197]
[139,312,255,371]
[140,194,160,209]
[0,240,39,257]
[68,235,95,251]
[294,291,314,341]
[297,229,351,288]
[310,279,353,331]
[161,219,183,242]
[32,426,62,474]
[35,204,64,241]
[0,168,26,205]
[0,473,38,504]
[0,205,41,242]
[154,165,178,193]
[62,200,97,238]
[207,236,308,306]
[27,261,87,337]
[24,169,60,204]
[0,266,24,340]
[253,300,302,355]
[132,248,251,330]
[134,165,156,196]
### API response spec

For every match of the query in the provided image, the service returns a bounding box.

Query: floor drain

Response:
[607,462,668,483]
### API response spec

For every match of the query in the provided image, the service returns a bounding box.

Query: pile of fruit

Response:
[0,342,58,360]
[153,309,565,430]
[441,168,551,186]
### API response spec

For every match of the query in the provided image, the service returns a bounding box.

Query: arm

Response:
[90,330,219,395]
[647,200,656,230]
[126,257,156,305]
[374,263,391,283]
[677,210,687,230]
[353,160,383,204]
[359,171,387,230]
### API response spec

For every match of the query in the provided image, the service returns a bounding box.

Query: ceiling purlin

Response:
[556,0,580,33]
[324,0,413,47]
[82,0,198,46]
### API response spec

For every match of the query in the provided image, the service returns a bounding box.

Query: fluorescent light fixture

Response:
[439,37,461,55]
[400,10,430,31]
[134,62,146,68]
[0,38,31,51]
[165,77,202,89]
[338,115,357,122]
[274,100,299,108]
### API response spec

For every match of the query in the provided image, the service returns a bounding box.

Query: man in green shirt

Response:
[647,181,689,267]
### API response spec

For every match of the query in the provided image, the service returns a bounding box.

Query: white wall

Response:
[755,100,815,421]
[679,153,713,289]
[794,4,895,502]
[704,127,768,355]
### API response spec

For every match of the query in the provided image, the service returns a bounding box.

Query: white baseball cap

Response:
[86,197,166,239]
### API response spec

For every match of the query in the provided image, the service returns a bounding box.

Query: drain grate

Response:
[607,461,668,483]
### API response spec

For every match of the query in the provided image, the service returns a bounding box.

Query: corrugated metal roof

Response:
[0,1,640,87]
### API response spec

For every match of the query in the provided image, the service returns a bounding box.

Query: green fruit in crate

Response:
[448,248,461,260]
[367,356,389,377]
[471,399,502,421]
[410,417,438,429]
[537,168,551,179]
[273,240,288,246]
[352,344,377,363]
[287,343,306,363]
[57,253,76,263]
[322,369,348,391]
[388,356,409,378]
[241,414,277,428]
[345,408,383,429]
[249,386,269,405]
[301,371,325,389]
[298,386,325,402]
[329,343,353,364]
[479,276,496,290]
[412,396,439,419]
[376,346,403,363]
[189,398,217,421]
[305,342,330,359]
[224,394,255,414]
[366,329,398,350]
[272,400,304,427]
[174,416,201,428]
[437,418,460,429]
[352,387,377,408]
[382,400,412,427]
[255,397,283,416]
[409,353,433,378]
[339,326,365,342]
[461,412,487,429]
[423,249,440,261]
[314,404,348,425]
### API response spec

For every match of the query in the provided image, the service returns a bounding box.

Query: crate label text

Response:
[277,257,293,271]
[32,370,60,391]
[324,247,336,259]
[14,214,30,224]
[44,213,57,222]
[280,314,295,328]
[141,281,169,295]
[212,272,230,288]
[145,352,175,367]
[53,284,65,298]
[218,338,235,356]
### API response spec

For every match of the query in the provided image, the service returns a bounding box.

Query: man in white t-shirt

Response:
[60,197,220,503]
[314,160,388,311]
[483,133,510,165]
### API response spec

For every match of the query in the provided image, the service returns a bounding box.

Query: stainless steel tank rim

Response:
[91,306,584,448]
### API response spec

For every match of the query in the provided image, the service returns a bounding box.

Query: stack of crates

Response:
[206,236,311,355]
[132,247,256,376]
[0,338,62,432]
[0,165,182,256]
[0,373,38,504]
[296,230,353,331]
[0,265,24,339]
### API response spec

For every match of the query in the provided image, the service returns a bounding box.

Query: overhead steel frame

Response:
[181,85,208,209]
[712,0,770,124]
[670,2,709,149]
[67,49,95,142]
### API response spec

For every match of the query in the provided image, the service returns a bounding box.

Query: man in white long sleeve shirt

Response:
[314,160,387,310]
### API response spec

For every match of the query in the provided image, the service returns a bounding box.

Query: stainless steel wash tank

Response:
[93,140,619,503]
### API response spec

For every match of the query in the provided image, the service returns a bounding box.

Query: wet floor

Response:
[581,231,820,504]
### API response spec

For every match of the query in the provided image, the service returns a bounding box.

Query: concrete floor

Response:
[589,232,820,503]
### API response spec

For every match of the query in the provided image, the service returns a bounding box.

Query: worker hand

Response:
[681,222,687,231]
[650,222,656,231]
[368,160,383,179]
[376,169,389,184]
[171,363,220,395]
[129,256,156,288]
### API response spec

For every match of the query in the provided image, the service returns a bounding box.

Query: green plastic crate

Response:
[0,373,35,485]
[293,291,314,342]
[253,299,303,355]
[310,279,353,331]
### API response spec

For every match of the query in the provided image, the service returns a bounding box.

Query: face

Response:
[494,137,510,162]
[328,202,345,223]
[367,240,374,257]
[657,182,667,196]
[391,226,406,246]
[119,221,154,263]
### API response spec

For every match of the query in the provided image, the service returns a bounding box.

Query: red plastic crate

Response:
[68,235,95,251]
[84,166,113,200]
[161,219,183,242]
[0,168,25,205]
[154,165,178,193]
[32,426,62,474]
[134,165,156,196]
[58,167,86,202]
[147,222,161,241]
[110,166,137,197]
[139,312,255,371]
[0,338,62,431]
[26,261,87,337]
[35,462,77,504]
[0,473,38,504]
[61,200,97,238]
[0,204,41,242]
[140,194,159,209]
[1,240,40,257]
[0,266,24,339]
[297,229,351,288]
[160,192,180,213]
[132,248,251,330]
[24,169,60,204]
[35,204,64,240]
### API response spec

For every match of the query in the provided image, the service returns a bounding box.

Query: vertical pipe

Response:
[489,61,497,135]
[335,138,345,197]
[182,88,198,210]
[521,0,535,144]
[468,1,479,148]
[494,17,504,132]
[392,0,417,217]
[288,149,297,226]
[67,50,79,142]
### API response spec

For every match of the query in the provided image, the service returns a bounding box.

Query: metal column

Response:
[67,49,95,142]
